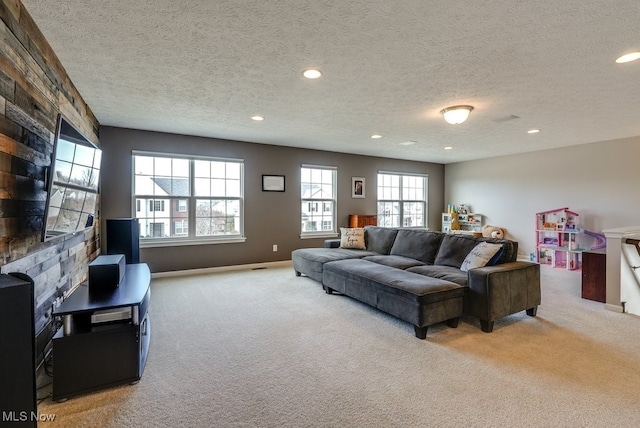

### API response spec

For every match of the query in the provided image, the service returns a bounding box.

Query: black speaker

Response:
[0,273,37,427]
[89,254,126,293]
[106,218,140,264]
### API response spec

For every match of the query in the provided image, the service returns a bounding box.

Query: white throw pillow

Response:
[339,227,366,250]
[460,242,503,272]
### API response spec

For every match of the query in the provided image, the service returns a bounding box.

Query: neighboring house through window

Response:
[133,152,244,244]
[377,172,427,228]
[301,165,336,236]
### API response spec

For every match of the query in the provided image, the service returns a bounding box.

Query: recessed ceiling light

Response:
[251,115,264,121]
[527,129,540,134]
[444,146,453,150]
[371,134,382,139]
[615,52,640,64]
[399,141,416,146]
[302,68,322,79]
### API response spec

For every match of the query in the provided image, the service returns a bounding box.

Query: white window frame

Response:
[300,164,337,238]
[377,172,428,229]
[132,151,246,247]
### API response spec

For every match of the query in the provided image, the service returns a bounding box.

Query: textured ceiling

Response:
[20,0,640,164]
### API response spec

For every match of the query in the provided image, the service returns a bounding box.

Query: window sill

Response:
[140,236,247,248]
[300,233,339,240]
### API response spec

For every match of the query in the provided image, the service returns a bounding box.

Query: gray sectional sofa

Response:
[292,226,541,338]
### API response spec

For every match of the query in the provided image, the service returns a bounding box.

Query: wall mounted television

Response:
[42,115,102,241]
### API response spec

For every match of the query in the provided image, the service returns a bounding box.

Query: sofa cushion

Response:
[323,259,463,304]
[292,248,377,282]
[340,227,366,249]
[432,234,478,268]
[362,255,425,270]
[407,265,469,287]
[364,226,399,255]
[460,242,504,272]
[389,229,444,264]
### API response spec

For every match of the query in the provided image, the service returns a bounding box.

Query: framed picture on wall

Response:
[262,175,285,192]
[352,177,365,198]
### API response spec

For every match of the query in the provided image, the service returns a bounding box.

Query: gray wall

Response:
[100,127,444,272]
[445,135,640,259]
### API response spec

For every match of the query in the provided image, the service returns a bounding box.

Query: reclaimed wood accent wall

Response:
[0,0,101,337]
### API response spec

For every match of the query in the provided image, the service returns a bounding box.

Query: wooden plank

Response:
[0,198,45,217]
[6,101,52,143]
[5,153,46,180]
[0,113,52,163]
[0,112,23,140]
[8,4,100,143]
[0,230,42,264]
[14,82,56,131]
[0,67,14,101]
[0,169,47,200]
[0,113,54,156]
[0,213,42,236]
[0,17,58,109]
[0,151,9,171]
[1,238,63,274]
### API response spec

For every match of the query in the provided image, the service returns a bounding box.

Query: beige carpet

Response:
[38,263,640,427]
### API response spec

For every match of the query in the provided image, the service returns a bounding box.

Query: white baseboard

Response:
[151,260,293,279]
[604,303,624,313]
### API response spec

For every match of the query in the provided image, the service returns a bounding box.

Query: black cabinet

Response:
[52,264,151,401]
[0,273,37,427]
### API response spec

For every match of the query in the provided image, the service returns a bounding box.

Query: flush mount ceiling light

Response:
[371,134,382,139]
[527,129,540,134]
[302,68,322,79]
[440,105,474,125]
[399,141,416,146]
[615,52,640,64]
[251,115,264,121]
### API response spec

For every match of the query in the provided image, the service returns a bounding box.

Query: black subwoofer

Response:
[0,273,37,427]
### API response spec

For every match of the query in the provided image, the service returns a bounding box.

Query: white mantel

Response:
[603,226,640,313]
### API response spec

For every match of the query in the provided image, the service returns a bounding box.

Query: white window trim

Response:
[300,164,337,236]
[377,171,428,229]
[132,150,245,246]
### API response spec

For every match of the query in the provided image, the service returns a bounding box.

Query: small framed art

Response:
[352,177,365,198]
[262,175,285,192]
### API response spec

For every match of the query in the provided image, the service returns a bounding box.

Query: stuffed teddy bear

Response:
[450,212,461,230]
[482,224,505,239]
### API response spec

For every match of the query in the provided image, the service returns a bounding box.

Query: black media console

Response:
[52,263,151,401]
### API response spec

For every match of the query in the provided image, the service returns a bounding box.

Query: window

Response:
[301,165,336,235]
[377,172,427,228]
[133,152,244,244]
[148,200,165,212]
[174,220,188,236]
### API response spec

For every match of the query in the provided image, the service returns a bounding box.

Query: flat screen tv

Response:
[42,115,102,241]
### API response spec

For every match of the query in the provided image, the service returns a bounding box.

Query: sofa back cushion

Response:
[389,229,444,264]
[434,234,518,268]
[364,226,399,255]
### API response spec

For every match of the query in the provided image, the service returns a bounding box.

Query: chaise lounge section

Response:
[292,226,541,338]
